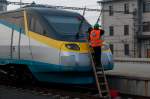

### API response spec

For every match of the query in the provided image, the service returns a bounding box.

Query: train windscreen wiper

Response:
[76,7,86,39]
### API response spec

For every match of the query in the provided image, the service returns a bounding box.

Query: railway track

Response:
[0,65,102,99]
[1,76,150,99]
[0,77,101,99]
[1,67,150,99]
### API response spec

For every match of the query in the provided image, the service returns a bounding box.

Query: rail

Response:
[0,78,101,99]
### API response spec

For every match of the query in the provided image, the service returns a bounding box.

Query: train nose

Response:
[60,52,91,67]
[76,53,91,66]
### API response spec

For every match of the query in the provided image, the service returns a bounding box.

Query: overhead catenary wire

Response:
[0,1,135,14]
[76,6,86,39]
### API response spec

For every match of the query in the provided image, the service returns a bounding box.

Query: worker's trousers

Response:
[92,46,101,66]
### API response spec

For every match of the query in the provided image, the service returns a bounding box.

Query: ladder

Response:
[89,47,111,99]
[77,5,111,98]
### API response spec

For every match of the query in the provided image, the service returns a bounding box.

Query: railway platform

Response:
[106,62,150,98]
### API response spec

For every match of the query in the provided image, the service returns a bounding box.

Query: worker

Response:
[89,23,104,66]
[87,27,93,40]
[88,27,93,34]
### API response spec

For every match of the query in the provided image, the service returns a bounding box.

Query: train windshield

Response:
[44,15,90,38]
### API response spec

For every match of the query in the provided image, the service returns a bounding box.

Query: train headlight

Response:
[65,44,80,50]
[61,55,76,66]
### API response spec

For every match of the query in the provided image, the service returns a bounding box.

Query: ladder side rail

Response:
[87,43,103,97]
[100,57,111,99]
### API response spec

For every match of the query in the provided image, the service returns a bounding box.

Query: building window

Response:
[124,44,129,55]
[143,22,150,32]
[109,5,113,16]
[109,26,114,36]
[124,3,129,14]
[143,2,150,12]
[124,25,129,35]
[109,44,114,54]
[147,49,150,58]
[0,6,3,11]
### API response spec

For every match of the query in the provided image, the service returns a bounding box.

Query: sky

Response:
[7,0,101,24]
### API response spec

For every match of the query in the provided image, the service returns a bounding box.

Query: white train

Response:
[0,5,114,84]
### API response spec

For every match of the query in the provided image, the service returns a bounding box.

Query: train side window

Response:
[28,15,47,36]
[29,17,35,32]
[35,19,44,35]
[2,11,25,33]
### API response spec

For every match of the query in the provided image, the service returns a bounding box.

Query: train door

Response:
[6,11,32,60]
[0,12,22,60]
[8,11,21,60]
[0,14,12,59]
[26,11,61,64]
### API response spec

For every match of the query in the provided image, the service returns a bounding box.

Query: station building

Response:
[0,0,7,12]
[98,0,150,58]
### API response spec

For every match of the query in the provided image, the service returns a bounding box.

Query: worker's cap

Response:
[94,23,101,28]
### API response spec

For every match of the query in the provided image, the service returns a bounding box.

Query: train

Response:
[0,5,114,85]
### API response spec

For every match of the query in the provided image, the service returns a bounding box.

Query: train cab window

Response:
[29,17,35,32]
[35,19,45,35]
[44,15,90,36]
[28,15,48,36]
[27,10,90,41]
[2,11,25,33]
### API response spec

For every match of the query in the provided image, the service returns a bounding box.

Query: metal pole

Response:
[20,0,22,8]
[137,0,143,58]
[133,9,137,58]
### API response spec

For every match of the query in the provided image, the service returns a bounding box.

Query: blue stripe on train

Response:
[0,58,113,84]
[0,58,113,72]
[0,20,25,33]
[0,58,94,84]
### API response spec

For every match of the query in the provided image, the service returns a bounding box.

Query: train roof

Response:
[25,7,81,16]
[0,5,81,17]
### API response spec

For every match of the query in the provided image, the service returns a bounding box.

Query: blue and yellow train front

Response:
[27,32,113,84]
[23,8,114,85]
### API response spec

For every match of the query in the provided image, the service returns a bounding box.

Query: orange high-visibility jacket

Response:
[90,29,103,47]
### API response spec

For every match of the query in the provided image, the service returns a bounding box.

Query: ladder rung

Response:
[95,66,102,68]
[97,74,105,78]
[102,95,110,98]
[95,94,109,98]
[97,72,103,74]
[93,94,100,97]
[101,87,107,91]
[101,90,108,94]
[100,83,106,86]
[96,71,104,74]
[95,67,103,71]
